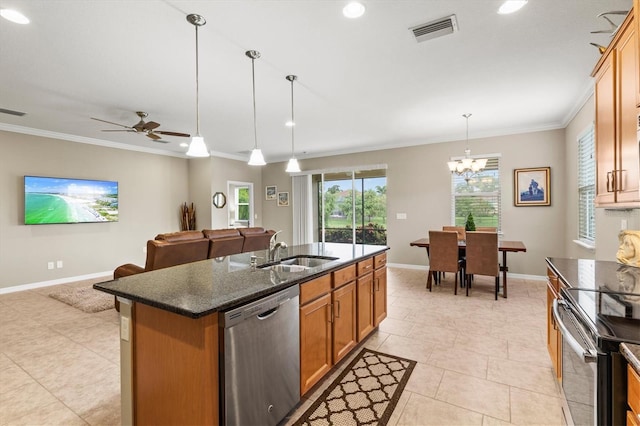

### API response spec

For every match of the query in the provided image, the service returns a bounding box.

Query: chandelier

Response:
[447,113,487,182]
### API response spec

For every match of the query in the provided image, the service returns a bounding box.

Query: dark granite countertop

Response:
[546,257,637,292]
[621,343,640,375]
[94,242,388,318]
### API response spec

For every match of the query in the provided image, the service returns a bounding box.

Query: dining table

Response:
[409,238,527,298]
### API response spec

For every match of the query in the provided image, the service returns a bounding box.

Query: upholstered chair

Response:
[427,230,464,294]
[464,231,500,299]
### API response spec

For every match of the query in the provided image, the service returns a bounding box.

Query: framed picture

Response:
[266,185,277,200]
[277,192,289,207]
[514,167,551,206]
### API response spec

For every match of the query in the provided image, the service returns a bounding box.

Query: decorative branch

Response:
[180,202,196,231]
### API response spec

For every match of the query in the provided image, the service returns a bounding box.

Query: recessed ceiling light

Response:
[497,0,528,15]
[0,9,30,24]
[343,2,365,19]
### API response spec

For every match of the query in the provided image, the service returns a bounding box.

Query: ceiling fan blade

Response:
[143,121,161,131]
[154,130,191,137]
[146,132,162,140]
[91,117,134,129]
[152,139,170,144]
[101,129,137,133]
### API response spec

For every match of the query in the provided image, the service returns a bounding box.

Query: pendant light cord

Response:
[195,24,200,137]
[290,78,295,158]
[251,57,258,149]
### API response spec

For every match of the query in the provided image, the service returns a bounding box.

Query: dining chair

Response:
[464,231,500,299]
[476,227,497,232]
[427,230,464,294]
[442,226,466,241]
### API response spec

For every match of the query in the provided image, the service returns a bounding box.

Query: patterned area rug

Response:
[293,348,416,426]
[49,286,114,313]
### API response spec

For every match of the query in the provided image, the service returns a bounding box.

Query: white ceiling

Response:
[0,0,633,161]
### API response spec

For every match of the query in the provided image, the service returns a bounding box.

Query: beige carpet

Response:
[293,348,416,426]
[49,286,114,313]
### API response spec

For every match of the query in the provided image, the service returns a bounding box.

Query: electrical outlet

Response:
[47,261,54,270]
[143,246,147,253]
[621,219,628,230]
[56,260,63,268]
[120,316,130,341]
[396,213,407,220]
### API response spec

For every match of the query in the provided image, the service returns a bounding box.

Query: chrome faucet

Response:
[269,230,282,251]
[269,241,287,262]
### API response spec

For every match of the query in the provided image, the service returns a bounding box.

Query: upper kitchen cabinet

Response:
[592,9,639,208]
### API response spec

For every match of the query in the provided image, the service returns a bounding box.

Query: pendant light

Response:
[447,113,487,183]
[246,50,266,166]
[185,14,209,157]
[285,75,301,173]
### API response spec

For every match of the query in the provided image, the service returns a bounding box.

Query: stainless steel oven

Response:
[553,286,640,426]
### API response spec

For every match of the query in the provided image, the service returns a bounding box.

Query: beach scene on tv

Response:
[25,176,119,224]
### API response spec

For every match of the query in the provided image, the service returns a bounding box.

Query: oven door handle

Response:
[552,299,598,363]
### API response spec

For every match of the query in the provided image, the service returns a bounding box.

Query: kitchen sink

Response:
[258,255,338,271]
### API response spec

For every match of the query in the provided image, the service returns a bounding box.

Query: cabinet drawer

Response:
[333,264,356,288]
[629,365,640,418]
[357,258,374,275]
[374,252,387,269]
[300,275,332,305]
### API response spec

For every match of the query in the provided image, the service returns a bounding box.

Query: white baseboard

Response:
[388,263,546,281]
[0,271,113,295]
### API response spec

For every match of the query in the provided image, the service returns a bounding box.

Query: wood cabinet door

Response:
[300,294,332,396]
[373,267,387,326]
[595,53,617,206]
[332,281,357,364]
[356,273,374,341]
[616,17,640,204]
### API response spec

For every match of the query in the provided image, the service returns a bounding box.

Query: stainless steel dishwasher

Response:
[220,285,300,426]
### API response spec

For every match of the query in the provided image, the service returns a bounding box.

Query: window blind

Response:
[578,125,595,242]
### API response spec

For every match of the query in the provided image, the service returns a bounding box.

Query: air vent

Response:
[0,108,26,117]
[410,14,458,43]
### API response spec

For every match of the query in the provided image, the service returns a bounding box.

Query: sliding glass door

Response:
[313,169,386,245]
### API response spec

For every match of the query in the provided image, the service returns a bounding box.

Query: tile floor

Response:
[0,268,564,425]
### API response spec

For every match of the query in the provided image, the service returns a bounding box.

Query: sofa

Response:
[112,227,276,310]
[113,227,276,279]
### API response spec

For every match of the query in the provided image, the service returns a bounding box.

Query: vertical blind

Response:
[451,157,501,230]
[578,125,595,242]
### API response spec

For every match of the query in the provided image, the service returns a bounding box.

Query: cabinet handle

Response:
[606,171,614,192]
[375,278,380,291]
[329,303,334,323]
[335,300,341,319]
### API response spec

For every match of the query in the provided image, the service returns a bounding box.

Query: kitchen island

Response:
[94,242,388,425]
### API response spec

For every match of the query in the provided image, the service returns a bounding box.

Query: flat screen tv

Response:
[24,176,118,224]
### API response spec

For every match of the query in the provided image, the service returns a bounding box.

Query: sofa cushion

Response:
[155,230,206,242]
[202,229,241,239]
[239,227,276,252]
[203,229,244,258]
[146,238,210,270]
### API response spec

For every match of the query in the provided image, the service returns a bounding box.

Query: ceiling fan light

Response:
[461,157,473,168]
[476,158,488,169]
[447,161,458,172]
[498,0,528,15]
[186,136,209,157]
[248,148,266,166]
[286,158,301,173]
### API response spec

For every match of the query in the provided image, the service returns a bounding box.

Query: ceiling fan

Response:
[90,111,190,142]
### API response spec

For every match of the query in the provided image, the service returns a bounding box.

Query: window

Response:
[235,187,250,223]
[451,156,501,229]
[577,125,596,243]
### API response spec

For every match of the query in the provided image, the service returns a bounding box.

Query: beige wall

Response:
[263,128,567,276]
[0,131,190,288]
[3,96,638,288]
